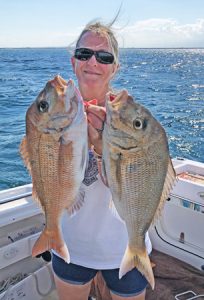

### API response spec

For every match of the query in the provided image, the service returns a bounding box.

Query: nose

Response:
[87,53,98,66]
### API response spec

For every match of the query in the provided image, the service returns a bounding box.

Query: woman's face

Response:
[71,31,118,98]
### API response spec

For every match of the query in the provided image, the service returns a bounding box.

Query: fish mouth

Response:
[44,113,75,133]
[110,139,138,151]
[50,114,73,122]
[50,75,67,92]
[105,124,139,151]
[117,144,138,151]
[43,121,73,134]
[46,94,78,132]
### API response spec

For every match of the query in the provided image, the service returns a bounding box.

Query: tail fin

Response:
[32,228,70,263]
[119,245,155,290]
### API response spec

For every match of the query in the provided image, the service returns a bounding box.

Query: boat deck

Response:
[0,158,203,299]
[146,250,204,300]
[86,250,204,300]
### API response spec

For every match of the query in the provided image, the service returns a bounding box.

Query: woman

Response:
[52,21,152,300]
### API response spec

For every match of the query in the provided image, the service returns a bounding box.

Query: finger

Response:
[87,112,104,130]
[86,105,106,121]
[88,123,102,152]
[88,122,103,157]
[88,122,101,141]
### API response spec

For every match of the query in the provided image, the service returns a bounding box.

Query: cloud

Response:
[117,18,204,48]
[1,19,204,48]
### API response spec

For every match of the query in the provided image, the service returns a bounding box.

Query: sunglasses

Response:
[74,48,115,64]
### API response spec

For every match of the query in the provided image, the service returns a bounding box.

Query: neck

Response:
[79,83,111,106]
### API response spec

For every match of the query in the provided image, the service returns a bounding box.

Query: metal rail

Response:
[0,192,32,205]
[175,290,204,299]
[170,193,204,208]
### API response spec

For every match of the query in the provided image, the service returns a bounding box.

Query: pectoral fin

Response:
[153,158,177,223]
[98,158,109,186]
[110,152,122,200]
[19,136,32,174]
[67,186,85,215]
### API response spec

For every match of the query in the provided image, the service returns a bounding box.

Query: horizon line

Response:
[1,46,204,50]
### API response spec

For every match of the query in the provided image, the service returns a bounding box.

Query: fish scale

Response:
[102,90,176,289]
[20,76,88,262]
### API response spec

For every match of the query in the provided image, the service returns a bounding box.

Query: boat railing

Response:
[169,193,204,214]
[0,191,32,205]
[175,290,204,299]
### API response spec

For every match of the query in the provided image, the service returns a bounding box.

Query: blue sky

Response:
[1,0,204,48]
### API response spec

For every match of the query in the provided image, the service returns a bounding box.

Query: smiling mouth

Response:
[84,70,101,75]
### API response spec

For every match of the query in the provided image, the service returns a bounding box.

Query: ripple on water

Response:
[0,48,203,189]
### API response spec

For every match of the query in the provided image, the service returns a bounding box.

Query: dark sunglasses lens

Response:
[74,48,93,61]
[74,48,114,64]
[97,52,114,64]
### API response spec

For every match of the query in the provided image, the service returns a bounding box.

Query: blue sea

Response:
[0,48,203,190]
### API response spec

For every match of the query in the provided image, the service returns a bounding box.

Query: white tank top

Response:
[60,151,152,269]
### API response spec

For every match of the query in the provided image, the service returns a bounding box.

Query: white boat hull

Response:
[0,157,203,299]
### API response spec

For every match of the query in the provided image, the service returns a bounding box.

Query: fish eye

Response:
[133,118,143,130]
[38,100,49,113]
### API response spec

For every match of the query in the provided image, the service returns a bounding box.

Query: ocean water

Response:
[0,48,203,190]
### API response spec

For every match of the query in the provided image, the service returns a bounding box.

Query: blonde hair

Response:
[75,21,119,65]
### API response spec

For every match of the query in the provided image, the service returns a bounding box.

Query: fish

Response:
[102,90,176,289]
[20,75,88,262]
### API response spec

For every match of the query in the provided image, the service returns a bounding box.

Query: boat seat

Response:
[145,250,204,300]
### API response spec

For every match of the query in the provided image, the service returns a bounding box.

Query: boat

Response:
[0,157,204,300]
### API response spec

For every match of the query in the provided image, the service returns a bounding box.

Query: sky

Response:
[1,0,204,48]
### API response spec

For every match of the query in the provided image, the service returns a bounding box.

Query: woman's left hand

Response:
[86,104,106,155]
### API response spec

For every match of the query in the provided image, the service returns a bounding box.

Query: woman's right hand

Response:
[86,104,109,186]
[86,104,106,155]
